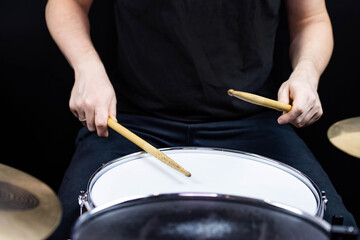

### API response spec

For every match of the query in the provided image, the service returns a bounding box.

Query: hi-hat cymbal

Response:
[327,117,360,159]
[0,163,62,240]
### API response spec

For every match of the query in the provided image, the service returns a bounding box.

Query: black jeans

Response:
[49,110,357,239]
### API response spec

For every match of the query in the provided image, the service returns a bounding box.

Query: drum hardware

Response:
[107,117,191,177]
[322,190,329,208]
[0,163,62,240]
[78,191,91,215]
[327,117,360,159]
[228,89,292,112]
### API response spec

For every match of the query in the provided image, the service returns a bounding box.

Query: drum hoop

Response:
[73,193,331,237]
[83,147,325,216]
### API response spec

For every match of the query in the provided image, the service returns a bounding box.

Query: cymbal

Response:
[0,163,62,240]
[327,117,360,159]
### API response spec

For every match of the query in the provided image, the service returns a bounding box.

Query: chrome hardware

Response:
[78,191,89,215]
[321,191,328,209]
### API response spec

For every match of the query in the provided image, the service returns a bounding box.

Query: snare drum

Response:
[78,147,326,217]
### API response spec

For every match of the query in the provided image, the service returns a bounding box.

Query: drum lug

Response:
[321,191,328,207]
[78,191,89,215]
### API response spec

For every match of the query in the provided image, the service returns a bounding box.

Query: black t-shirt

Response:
[111,0,282,123]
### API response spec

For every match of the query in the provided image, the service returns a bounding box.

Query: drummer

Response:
[45,0,357,238]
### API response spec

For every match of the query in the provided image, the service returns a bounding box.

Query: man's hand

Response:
[70,60,117,137]
[277,62,323,128]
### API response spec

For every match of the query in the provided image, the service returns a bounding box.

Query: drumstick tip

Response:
[185,172,191,177]
[228,89,235,96]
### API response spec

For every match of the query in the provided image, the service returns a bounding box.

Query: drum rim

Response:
[82,147,326,216]
[72,193,331,238]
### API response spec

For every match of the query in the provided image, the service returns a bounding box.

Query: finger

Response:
[292,95,323,127]
[302,106,323,127]
[308,112,322,126]
[74,108,87,126]
[302,115,316,128]
[69,97,87,125]
[95,108,110,137]
[69,99,79,119]
[292,107,312,128]
[278,106,303,125]
[278,96,305,125]
[84,107,96,132]
[77,111,86,121]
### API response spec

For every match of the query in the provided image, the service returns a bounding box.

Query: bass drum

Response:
[72,195,357,240]
[79,147,326,217]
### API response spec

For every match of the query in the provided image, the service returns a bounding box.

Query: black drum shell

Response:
[71,195,331,240]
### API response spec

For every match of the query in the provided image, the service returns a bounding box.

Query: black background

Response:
[1,0,359,226]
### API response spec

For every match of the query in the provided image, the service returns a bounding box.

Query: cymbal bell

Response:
[327,117,360,159]
[0,163,62,240]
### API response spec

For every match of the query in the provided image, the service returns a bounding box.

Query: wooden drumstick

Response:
[228,89,292,112]
[107,117,191,177]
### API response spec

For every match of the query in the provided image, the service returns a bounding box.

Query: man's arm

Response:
[278,0,333,127]
[45,0,116,137]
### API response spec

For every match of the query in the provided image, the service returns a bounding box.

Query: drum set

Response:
[0,117,359,239]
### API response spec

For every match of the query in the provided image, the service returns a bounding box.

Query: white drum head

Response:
[88,148,322,216]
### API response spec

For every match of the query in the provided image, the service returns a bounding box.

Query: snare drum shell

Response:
[72,195,331,240]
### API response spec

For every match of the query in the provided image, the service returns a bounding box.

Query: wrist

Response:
[73,49,103,74]
[74,63,107,83]
[292,59,321,89]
